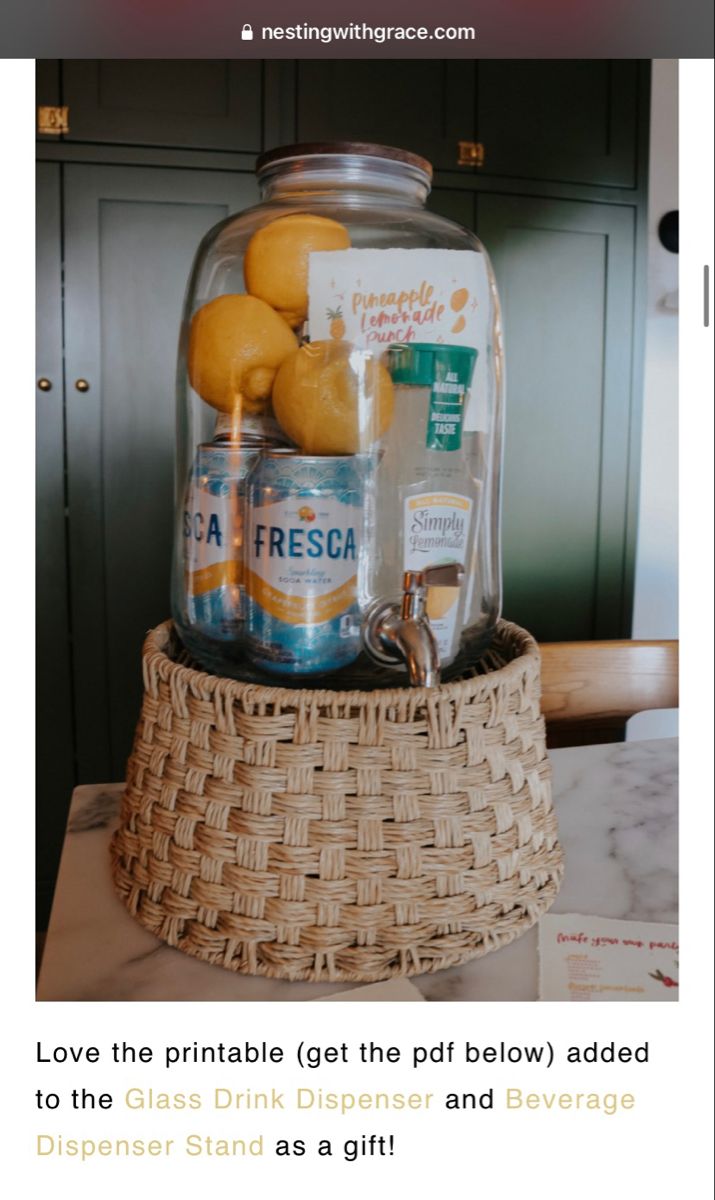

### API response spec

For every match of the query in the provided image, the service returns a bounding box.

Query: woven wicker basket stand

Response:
[111,619,564,983]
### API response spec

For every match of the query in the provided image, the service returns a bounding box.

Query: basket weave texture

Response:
[111,620,564,983]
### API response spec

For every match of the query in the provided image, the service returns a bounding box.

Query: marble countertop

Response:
[37,738,677,1002]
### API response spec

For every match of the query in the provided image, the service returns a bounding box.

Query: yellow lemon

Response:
[244,214,351,327]
[188,293,297,414]
[272,341,394,455]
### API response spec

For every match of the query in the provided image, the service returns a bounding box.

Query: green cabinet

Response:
[296,61,476,171]
[62,165,258,782]
[478,195,638,639]
[295,60,642,186]
[62,60,264,151]
[36,162,75,920]
[476,62,639,186]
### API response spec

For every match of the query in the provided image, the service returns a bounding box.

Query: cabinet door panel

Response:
[37,162,75,927]
[478,195,637,640]
[477,62,640,187]
[63,165,258,781]
[428,186,476,230]
[63,61,263,151]
[296,62,475,172]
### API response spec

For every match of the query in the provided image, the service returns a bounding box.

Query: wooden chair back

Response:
[538,639,678,747]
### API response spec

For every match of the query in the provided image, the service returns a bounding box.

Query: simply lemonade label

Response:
[308,248,491,431]
[403,492,473,658]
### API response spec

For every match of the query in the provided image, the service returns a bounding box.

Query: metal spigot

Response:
[364,563,465,687]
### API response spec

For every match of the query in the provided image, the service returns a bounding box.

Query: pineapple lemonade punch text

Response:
[353,280,444,343]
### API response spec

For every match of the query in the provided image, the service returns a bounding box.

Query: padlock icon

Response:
[241,23,254,40]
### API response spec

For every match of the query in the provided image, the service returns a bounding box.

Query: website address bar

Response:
[257,24,476,44]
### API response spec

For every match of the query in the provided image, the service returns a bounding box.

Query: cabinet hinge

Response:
[457,140,485,168]
[38,106,69,136]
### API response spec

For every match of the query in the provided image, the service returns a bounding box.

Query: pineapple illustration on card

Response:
[326,307,345,339]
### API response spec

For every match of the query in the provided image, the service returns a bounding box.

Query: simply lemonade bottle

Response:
[384,343,480,666]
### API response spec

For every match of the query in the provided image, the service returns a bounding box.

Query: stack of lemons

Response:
[188,214,393,454]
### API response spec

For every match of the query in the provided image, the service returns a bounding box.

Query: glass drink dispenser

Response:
[172,142,505,687]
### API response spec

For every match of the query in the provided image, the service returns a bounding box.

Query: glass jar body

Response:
[172,153,504,686]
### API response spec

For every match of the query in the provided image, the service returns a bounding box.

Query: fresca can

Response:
[183,440,261,640]
[244,451,364,676]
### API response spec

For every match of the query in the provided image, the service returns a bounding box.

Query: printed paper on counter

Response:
[538,913,679,1001]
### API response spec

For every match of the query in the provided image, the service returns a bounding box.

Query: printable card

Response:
[538,914,679,1002]
[308,248,492,430]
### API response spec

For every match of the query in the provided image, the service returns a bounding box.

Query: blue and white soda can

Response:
[245,451,365,676]
[183,442,260,640]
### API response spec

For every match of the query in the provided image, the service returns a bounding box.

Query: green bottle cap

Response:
[387,343,479,452]
[386,342,478,389]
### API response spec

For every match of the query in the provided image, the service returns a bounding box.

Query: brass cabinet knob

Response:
[75,379,90,393]
[37,378,53,391]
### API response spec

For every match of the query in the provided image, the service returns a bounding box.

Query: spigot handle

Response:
[401,563,464,620]
[405,562,465,591]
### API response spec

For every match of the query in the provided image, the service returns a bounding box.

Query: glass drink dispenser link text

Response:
[171,142,505,687]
